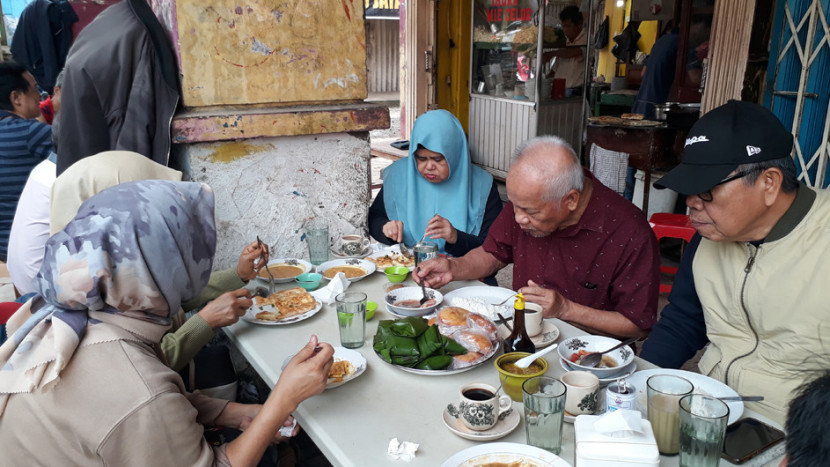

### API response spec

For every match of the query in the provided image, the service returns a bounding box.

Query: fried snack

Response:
[255,287,316,321]
[467,313,498,340]
[452,351,484,368]
[437,307,469,327]
[328,359,355,384]
[621,113,644,120]
[367,251,415,269]
[453,330,494,354]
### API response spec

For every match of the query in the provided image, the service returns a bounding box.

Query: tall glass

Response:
[413,240,438,267]
[679,395,730,467]
[336,292,366,349]
[647,375,694,455]
[306,225,329,265]
[522,376,567,454]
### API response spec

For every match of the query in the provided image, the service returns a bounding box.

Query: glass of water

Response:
[335,292,366,349]
[522,376,567,454]
[413,240,438,267]
[679,395,730,467]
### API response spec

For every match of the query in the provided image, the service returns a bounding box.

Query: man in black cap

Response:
[640,100,830,425]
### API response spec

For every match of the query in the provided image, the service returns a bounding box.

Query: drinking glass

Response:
[647,374,694,455]
[522,376,566,454]
[335,292,366,349]
[413,240,438,267]
[679,395,730,467]
[306,225,329,265]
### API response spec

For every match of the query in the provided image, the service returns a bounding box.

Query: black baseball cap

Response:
[654,100,794,195]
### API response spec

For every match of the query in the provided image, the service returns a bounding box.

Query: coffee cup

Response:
[449,383,513,431]
[525,302,544,337]
[562,371,600,415]
[340,234,367,256]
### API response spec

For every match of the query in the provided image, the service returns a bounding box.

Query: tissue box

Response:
[574,415,660,466]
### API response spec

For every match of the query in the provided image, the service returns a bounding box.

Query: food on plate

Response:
[569,350,617,368]
[461,454,545,467]
[254,287,317,321]
[368,251,415,268]
[373,316,468,370]
[453,330,494,355]
[467,312,498,338]
[588,115,625,125]
[437,306,469,326]
[621,113,644,120]
[453,351,484,367]
[394,298,437,308]
[258,264,305,279]
[328,359,355,384]
[323,265,367,279]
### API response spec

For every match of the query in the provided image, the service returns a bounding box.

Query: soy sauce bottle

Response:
[503,293,535,354]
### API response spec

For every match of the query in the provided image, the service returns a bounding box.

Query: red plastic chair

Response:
[650,213,696,294]
[0,302,23,344]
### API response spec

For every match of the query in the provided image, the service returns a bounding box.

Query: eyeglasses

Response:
[696,170,752,202]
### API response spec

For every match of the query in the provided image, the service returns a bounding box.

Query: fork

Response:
[256,236,275,294]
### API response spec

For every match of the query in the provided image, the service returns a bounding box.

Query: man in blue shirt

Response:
[0,61,53,261]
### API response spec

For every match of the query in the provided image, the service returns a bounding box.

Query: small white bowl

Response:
[384,286,444,317]
[557,335,635,378]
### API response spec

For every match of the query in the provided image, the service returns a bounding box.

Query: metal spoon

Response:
[514,344,559,369]
[416,267,430,306]
[256,236,275,294]
[575,336,640,368]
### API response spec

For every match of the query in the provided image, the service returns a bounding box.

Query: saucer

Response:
[559,357,637,385]
[497,320,560,349]
[330,245,372,258]
[442,402,521,441]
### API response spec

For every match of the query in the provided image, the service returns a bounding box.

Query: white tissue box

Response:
[574,415,660,466]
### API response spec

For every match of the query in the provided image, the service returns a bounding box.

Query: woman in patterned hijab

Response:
[0,180,334,466]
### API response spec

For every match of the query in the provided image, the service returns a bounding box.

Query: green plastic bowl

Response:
[295,272,322,291]
[384,266,409,283]
[366,301,378,320]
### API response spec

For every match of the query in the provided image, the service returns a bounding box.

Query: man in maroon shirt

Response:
[416,136,659,338]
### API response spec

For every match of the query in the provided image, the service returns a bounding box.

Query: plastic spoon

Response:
[514,344,559,369]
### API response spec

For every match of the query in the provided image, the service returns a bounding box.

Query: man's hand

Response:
[424,214,458,244]
[237,240,269,282]
[382,220,404,243]
[413,257,454,289]
[197,288,253,328]
[519,280,572,319]
[272,335,334,409]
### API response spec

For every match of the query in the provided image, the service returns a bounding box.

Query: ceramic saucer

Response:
[497,320,560,349]
[559,357,637,386]
[329,245,372,259]
[442,402,521,441]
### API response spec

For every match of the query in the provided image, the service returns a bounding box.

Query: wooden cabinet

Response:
[671,0,715,103]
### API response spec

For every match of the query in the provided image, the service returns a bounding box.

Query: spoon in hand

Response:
[416,267,430,306]
[576,336,639,368]
[514,344,559,369]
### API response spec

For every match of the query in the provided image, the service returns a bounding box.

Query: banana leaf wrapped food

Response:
[374,317,467,370]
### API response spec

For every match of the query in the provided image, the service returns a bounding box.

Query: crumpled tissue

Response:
[309,272,350,304]
[593,409,645,438]
[387,438,419,462]
[278,417,298,437]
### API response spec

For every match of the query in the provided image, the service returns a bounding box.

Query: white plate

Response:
[625,368,744,425]
[442,402,521,441]
[255,258,312,283]
[365,245,416,272]
[497,320,560,349]
[559,357,637,385]
[443,286,517,321]
[315,258,375,282]
[442,442,571,467]
[242,299,323,325]
[281,347,367,389]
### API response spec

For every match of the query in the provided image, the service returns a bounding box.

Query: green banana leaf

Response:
[416,325,443,357]
[415,355,453,370]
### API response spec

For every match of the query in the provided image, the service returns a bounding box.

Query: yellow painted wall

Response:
[175,0,368,107]
[436,0,471,132]
[596,0,657,80]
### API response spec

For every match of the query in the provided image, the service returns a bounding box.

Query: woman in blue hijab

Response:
[369,110,503,281]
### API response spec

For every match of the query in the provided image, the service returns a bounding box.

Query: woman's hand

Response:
[424,214,457,244]
[272,336,334,408]
[382,220,404,243]
[237,240,269,282]
[197,288,253,328]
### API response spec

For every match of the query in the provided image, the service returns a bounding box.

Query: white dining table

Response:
[225,273,784,466]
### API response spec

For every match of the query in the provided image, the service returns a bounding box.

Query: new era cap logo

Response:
[747,145,761,156]
[685,135,710,147]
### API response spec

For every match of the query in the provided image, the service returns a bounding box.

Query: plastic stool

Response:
[649,213,696,294]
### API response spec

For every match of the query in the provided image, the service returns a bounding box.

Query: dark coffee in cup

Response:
[462,389,494,401]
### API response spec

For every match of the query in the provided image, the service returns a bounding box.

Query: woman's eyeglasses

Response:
[696,171,752,202]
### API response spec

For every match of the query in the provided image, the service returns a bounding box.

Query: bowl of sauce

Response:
[384,286,443,317]
[494,352,550,402]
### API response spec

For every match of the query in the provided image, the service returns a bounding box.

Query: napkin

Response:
[279,417,298,437]
[387,438,419,462]
[592,409,645,438]
[309,272,350,304]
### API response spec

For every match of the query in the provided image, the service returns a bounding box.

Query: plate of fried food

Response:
[243,286,323,325]
[281,346,367,389]
[366,245,416,272]
[256,258,313,284]
[316,258,375,282]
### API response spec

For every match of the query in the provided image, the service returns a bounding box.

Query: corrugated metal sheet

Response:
[366,19,400,94]
[468,95,536,179]
[537,99,584,154]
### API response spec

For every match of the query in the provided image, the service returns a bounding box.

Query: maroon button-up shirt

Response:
[482,173,659,330]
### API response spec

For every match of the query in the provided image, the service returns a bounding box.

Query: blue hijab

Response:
[382,110,493,253]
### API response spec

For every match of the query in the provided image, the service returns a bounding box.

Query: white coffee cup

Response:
[562,371,600,415]
[525,302,544,337]
[340,235,367,256]
[450,383,513,431]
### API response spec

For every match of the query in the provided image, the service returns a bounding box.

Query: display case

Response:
[468,0,587,179]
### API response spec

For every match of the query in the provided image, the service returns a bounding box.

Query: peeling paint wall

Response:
[182,133,371,269]
[173,0,368,107]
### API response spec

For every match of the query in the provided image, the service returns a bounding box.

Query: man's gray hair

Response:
[738,156,798,193]
[512,135,584,201]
